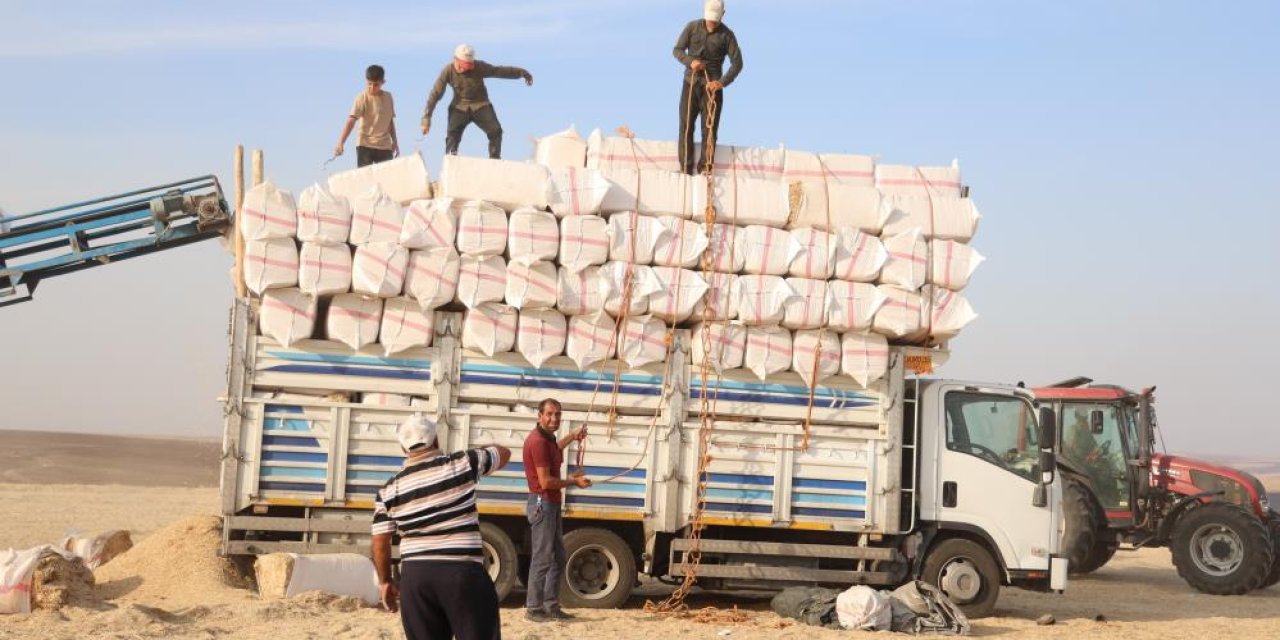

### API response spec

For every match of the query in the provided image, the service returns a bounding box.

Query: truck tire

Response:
[560,528,637,609]
[1261,510,1280,589]
[1170,502,1273,595]
[1074,533,1120,575]
[921,538,1001,619]
[1061,477,1101,574]
[479,522,519,602]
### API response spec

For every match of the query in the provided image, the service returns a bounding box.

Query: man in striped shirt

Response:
[373,414,512,640]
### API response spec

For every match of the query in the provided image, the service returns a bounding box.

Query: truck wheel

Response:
[921,538,1001,619]
[1061,477,1101,574]
[1170,502,1273,595]
[479,522,518,602]
[1261,510,1280,589]
[560,528,637,609]
[1075,533,1120,575]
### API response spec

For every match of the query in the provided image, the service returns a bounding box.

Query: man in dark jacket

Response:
[673,0,743,175]
[421,44,533,159]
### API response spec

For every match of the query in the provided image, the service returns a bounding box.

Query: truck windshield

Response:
[945,392,1040,482]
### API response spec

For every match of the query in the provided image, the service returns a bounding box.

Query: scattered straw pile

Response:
[94,514,245,607]
[254,553,295,600]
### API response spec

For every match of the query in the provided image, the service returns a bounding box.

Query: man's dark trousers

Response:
[399,560,501,640]
[446,105,504,159]
[678,79,724,175]
[356,146,394,168]
[525,494,566,613]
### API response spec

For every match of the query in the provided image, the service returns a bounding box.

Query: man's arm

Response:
[421,66,450,133]
[536,465,592,491]
[335,95,363,156]
[372,532,398,612]
[388,95,399,156]
[720,30,744,87]
[557,426,586,451]
[672,21,695,67]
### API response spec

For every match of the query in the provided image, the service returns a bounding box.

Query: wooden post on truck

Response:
[232,145,246,298]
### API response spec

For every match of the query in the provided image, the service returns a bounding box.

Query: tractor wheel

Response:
[1170,502,1273,595]
[1061,477,1101,574]
[1075,532,1120,575]
[920,538,1001,619]
[1261,510,1280,590]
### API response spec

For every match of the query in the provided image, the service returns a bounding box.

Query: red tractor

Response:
[1035,377,1278,594]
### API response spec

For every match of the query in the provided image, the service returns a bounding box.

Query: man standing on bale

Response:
[334,64,399,167]
[421,44,533,160]
[372,414,511,640]
[522,398,590,623]
[673,0,743,175]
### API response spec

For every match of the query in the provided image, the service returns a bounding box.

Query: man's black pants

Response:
[400,560,502,640]
[356,146,394,168]
[678,79,724,175]
[446,105,504,159]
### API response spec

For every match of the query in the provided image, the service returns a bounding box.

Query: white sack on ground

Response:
[840,332,890,387]
[558,215,610,272]
[792,329,841,389]
[600,168,691,218]
[929,240,985,291]
[400,198,458,250]
[586,129,681,173]
[566,312,617,370]
[872,286,925,339]
[557,265,606,315]
[880,230,929,291]
[734,275,795,326]
[404,247,460,310]
[690,321,747,372]
[744,325,793,381]
[691,175,790,227]
[880,194,981,241]
[296,183,351,244]
[741,225,801,276]
[599,262,659,317]
[782,278,830,330]
[327,293,384,350]
[535,125,588,170]
[783,151,876,187]
[328,154,432,205]
[456,255,507,308]
[517,308,567,368]
[549,167,612,217]
[833,229,888,283]
[692,271,737,321]
[439,155,551,211]
[709,144,786,181]
[607,212,666,264]
[788,228,837,279]
[788,184,887,234]
[266,552,379,605]
[826,281,886,333]
[648,266,709,323]
[380,297,434,355]
[508,208,559,264]
[462,303,517,356]
[455,200,508,257]
[352,242,409,297]
[245,238,299,295]
[705,223,746,273]
[921,285,978,342]
[505,260,559,310]
[298,242,352,296]
[1,546,44,614]
[259,288,317,347]
[240,181,297,241]
[653,216,709,268]
[348,186,405,245]
[618,315,668,368]
[875,161,963,198]
[60,530,132,570]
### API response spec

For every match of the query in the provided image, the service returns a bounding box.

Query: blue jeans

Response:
[525,494,566,611]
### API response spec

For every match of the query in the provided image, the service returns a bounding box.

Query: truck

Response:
[219,298,1068,618]
[1035,378,1278,594]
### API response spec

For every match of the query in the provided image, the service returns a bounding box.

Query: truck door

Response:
[1060,401,1135,526]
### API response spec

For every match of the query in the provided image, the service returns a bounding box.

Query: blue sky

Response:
[1,0,1277,457]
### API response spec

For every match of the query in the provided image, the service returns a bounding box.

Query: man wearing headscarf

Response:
[673,0,744,175]
[421,44,533,159]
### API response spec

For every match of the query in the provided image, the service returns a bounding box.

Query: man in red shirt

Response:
[522,398,590,622]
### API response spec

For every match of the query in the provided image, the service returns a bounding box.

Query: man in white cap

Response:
[420,44,533,159]
[673,0,744,175]
[371,414,512,640]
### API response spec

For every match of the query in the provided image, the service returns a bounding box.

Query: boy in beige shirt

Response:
[335,65,399,167]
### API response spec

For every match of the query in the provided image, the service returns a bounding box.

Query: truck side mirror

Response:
[1090,410,1105,435]
[1038,407,1057,446]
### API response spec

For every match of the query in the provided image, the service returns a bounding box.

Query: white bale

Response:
[517,308,567,368]
[244,238,299,295]
[298,242,352,296]
[328,154,432,205]
[653,216,709,268]
[599,262,659,317]
[835,584,892,632]
[259,288,317,347]
[283,553,380,605]
[296,183,352,244]
[549,167,612,217]
[880,230,929,291]
[710,144,787,181]
[535,125,588,170]
[691,175,790,227]
[690,321,747,372]
[874,161,963,198]
[508,208,559,264]
[788,184,887,234]
[327,293,384,350]
[922,285,978,342]
[929,240,984,291]
[880,194,981,241]
[455,200,508,257]
[734,275,795,325]
[400,198,458,250]
[556,265,606,315]
[1,546,43,614]
[462,303,517,356]
[740,225,801,276]
[240,181,297,241]
[404,247,460,309]
[558,215,610,272]
[783,151,875,185]
[840,332,890,387]
[352,242,409,297]
[599,167,692,218]
[566,312,617,370]
[833,229,888,283]
[361,393,412,406]
[586,129,681,173]
[647,266,709,323]
[781,277,830,330]
[380,297,434,355]
[692,271,737,321]
[788,228,837,279]
[456,255,507,308]
[59,530,132,570]
[744,325,793,381]
[439,155,551,211]
[348,186,405,245]
[705,223,746,273]
[607,212,666,264]
[792,329,841,388]
[872,285,925,339]
[618,315,668,368]
[826,281,886,333]
[505,260,559,310]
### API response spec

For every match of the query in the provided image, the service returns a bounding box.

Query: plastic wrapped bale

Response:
[826,281,886,333]
[880,194,981,242]
[691,174,791,227]
[788,184,887,234]
[455,200,508,257]
[260,288,317,347]
[920,286,978,343]
[328,153,431,205]
[244,238,299,295]
[783,151,875,186]
[327,294,384,350]
[708,144,786,181]
[505,260,559,310]
[733,275,795,326]
[380,297,434,355]
[692,271,738,322]
[549,167,612,217]
[833,229,888,283]
[60,530,132,570]
[361,392,413,406]
[296,183,351,244]
[618,314,668,368]
[254,553,379,605]
[585,129,681,173]
[740,225,801,276]
[348,186,405,245]
[781,278,830,330]
[705,223,746,273]
[788,228,837,279]
[517,308,567,368]
[508,208,560,264]
[598,167,692,218]
[558,215,610,272]
[462,303,517,356]
[792,329,841,389]
[653,216,709,268]
[690,321,747,372]
[599,262,658,318]
[874,161,963,198]
[400,198,458,250]
[744,325,793,381]
[929,240,985,291]
[535,125,588,170]
[352,242,409,297]
[439,155,551,211]
[872,285,925,339]
[404,247,460,309]
[239,181,297,241]
[456,255,507,308]
[566,312,617,370]
[556,265,606,315]
[607,211,666,264]
[840,332,890,387]
[298,242,353,296]
[835,585,892,631]
[648,267,709,323]
[880,230,929,291]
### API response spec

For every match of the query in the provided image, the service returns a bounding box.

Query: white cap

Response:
[704,0,724,21]
[454,43,475,62]
[397,414,438,451]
